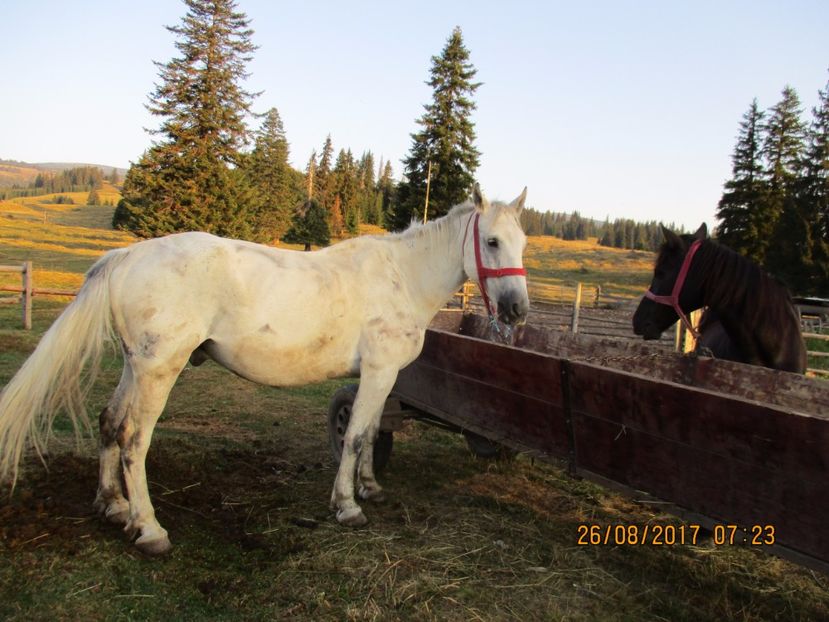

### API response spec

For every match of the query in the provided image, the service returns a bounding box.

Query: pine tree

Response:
[357,151,378,224]
[116,0,258,238]
[391,27,481,228]
[799,72,829,294]
[715,100,767,262]
[763,86,808,286]
[247,107,294,242]
[378,160,395,225]
[87,187,101,206]
[332,149,359,234]
[315,135,334,209]
[283,199,330,251]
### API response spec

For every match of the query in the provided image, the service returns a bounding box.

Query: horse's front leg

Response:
[330,366,397,526]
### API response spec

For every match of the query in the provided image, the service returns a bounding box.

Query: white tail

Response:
[0,249,127,486]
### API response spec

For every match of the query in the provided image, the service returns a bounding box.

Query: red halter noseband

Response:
[644,239,702,339]
[463,212,527,316]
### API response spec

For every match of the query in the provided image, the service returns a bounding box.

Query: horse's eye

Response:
[487,238,499,249]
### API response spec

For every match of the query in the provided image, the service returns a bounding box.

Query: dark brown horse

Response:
[632,224,807,373]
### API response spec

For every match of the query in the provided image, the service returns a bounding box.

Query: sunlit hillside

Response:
[0,182,134,294]
[0,162,41,187]
[524,235,654,302]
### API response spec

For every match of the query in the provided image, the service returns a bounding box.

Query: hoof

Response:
[135,534,172,556]
[358,485,386,503]
[336,506,368,527]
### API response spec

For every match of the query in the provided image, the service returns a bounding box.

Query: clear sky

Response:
[1,0,827,229]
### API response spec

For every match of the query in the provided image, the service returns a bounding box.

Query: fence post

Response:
[22,261,33,330]
[571,282,583,334]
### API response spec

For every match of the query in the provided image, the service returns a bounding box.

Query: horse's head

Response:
[463,184,530,325]
[632,223,707,340]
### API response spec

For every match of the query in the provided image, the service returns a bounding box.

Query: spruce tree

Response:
[247,107,295,242]
[392,27,481,228]
[763,86,808,286]
[116,0,258,238]
[315,135,334,209]
[378,160,395,225]
[283,199,330,251]
[87,187,101,206]
[799,72,829,294]
[333,149,359,233]
[715,100,767,262]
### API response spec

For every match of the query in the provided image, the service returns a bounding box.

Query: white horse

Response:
[0,184,528,555]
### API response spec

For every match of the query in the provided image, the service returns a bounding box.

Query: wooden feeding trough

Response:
[329,311,829,573]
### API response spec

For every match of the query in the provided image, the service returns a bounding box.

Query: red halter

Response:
[644,239,702,339]
[463,212,527,316]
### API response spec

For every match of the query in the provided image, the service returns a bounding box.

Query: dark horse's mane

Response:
[686,238,797,331]
[670,235,805,372]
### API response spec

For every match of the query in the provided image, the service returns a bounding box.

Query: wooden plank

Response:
[567,362,829,563]
[0,265,24,273]
[509,318,829,415]
[567,362,829,477]
[33,288,78,297]
[395,329,570,457]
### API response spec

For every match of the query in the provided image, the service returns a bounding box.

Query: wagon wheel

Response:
[463,430,517,461]
[328,384,393,472]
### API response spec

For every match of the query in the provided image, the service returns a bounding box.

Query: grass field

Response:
[1,200,828,620]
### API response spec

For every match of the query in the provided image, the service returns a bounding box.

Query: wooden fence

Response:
[0,261,77,330]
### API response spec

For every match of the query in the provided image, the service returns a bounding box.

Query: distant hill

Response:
[0,159,127,187]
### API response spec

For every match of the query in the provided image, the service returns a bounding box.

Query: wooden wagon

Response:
[328,311,829,574]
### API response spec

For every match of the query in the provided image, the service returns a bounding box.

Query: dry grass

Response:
[524,235,654,304]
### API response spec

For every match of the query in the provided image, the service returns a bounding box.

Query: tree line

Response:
[519,206,685,252]
[716,76,829,295]
[0,165,117,200]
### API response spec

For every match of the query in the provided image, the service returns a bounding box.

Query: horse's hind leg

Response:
[94,367,135,524]
[117,358,187,555]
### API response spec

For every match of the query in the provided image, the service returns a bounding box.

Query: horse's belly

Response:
[203,333,360,386]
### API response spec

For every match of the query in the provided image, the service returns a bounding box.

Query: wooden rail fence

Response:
[0,261,78,330]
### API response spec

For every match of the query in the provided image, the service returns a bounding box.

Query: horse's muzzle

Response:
[497,293,529,325]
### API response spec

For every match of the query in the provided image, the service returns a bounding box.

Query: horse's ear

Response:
[661,224,681,249]
[510,187,527,215]
[694,223,708,241]
[472,183,489,213]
